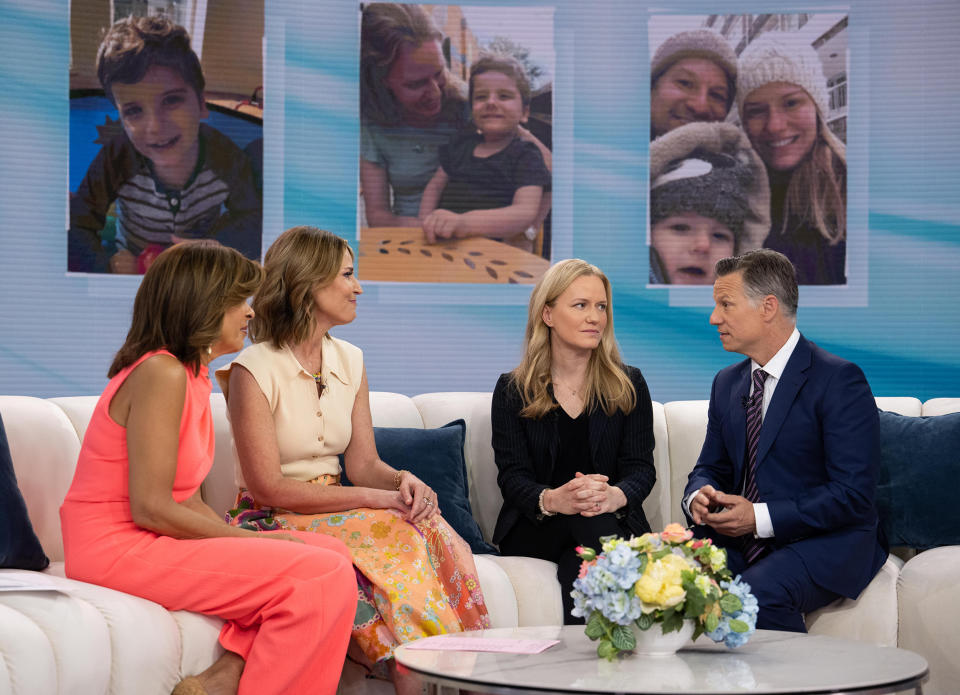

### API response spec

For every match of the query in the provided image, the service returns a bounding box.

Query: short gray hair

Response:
[715,249,798,319]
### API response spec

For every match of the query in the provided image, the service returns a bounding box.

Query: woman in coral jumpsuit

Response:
[60,241,356,695]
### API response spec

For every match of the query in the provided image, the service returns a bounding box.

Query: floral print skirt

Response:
[226,475,490,663]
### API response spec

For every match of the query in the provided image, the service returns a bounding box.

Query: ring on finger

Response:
[424,498,434,506]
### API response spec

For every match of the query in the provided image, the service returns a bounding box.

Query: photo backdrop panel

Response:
[67,0,264,275]
[0,0,958,400]
[358,4,555,283]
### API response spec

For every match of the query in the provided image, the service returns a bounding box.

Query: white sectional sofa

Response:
[1,392,957,695]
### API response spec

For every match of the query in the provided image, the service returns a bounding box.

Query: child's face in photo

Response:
[112,65,208,180]
[471,70,528,140]
[652,212,735,285]
[650,58,729,137]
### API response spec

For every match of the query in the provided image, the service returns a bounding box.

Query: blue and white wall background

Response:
[1,0,958,400]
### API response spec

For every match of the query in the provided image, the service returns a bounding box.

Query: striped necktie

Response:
[742,368,769,564]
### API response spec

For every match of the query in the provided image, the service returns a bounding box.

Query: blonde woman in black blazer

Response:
[491,259,656,623]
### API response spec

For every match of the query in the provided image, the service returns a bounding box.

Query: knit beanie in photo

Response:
[736,32,829,118]
[650,121,770,252]
[651,149,753,237]
[651,29,737,99]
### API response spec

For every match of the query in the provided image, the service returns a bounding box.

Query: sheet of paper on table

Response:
[406,636,560,654]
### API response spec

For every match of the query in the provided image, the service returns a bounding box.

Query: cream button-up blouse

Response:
[216,336,364,487]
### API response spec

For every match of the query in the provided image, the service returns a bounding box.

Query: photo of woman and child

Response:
[359,3,553,281]
[68,1,263,275]
[648,14,848,286]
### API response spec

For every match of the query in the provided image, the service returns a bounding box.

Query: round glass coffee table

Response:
[395,626,928,694]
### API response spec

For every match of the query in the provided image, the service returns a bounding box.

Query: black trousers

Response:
[499,512,627,624]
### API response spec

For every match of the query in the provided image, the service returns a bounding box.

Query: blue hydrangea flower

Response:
[604,543,644,590]
[599,588,644,625]
[707,575,758,648]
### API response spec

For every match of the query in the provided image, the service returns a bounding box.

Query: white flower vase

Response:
[632,619,695,657]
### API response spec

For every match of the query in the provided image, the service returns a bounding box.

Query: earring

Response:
[205,345,212,355]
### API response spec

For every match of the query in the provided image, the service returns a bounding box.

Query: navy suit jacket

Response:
[684,334,887,599]
[491,366,656,545]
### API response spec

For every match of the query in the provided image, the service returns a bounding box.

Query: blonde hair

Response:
[512,259,636,418]
[360,3,466,126]
[109,241,262,377]
[777,108,846,244]
[250,226,352,348]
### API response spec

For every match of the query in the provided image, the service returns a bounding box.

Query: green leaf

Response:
[719,593,743,614]
[692,621,705,642]
[637,553,648,574]
[585,612,605,640]
[729,619,749,633]
[661,611,684,634]
[704,613,719,633]
[683,585,706,618]
[610,624,636,651]
[597,639,618,661]
[650,548,672,561]
[636,613,655,631]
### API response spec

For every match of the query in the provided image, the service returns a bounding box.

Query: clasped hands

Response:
[395,471,440,523]
[543,472,626,517]
[689,484,756,537]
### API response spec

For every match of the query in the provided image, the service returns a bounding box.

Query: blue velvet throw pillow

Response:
[876,409,960,550]
[342,420,496,555]
[0,413,50,570]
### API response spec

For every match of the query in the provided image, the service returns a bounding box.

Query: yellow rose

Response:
[634,553,689,609]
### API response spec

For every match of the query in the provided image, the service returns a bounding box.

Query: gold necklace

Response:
[551,375,583,399]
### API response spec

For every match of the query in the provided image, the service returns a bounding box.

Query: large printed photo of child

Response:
[68,1,263,274]
[358,3,554,284]
[648,13,849,286]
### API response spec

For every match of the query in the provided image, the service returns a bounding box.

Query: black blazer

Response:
[491,365,656,545]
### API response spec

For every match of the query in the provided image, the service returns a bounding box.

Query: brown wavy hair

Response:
[97,15,205,105]
[469,52,531,107]
[512,259,636,418]
[109,241,263,377]
[250,226,353,348]
[360,3,466,127]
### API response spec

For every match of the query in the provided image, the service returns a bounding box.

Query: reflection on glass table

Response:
[395,625,928,695]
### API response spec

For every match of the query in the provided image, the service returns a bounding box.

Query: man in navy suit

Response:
[683,249,887,632]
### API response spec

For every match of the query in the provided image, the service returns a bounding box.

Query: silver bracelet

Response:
[538,488,555,517]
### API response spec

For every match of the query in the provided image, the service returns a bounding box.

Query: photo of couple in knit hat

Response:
[648,13,848,287]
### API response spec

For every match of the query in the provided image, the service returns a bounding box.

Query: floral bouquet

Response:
[571,523,758,660]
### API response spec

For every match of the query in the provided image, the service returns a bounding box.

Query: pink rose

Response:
[661,523,694,543]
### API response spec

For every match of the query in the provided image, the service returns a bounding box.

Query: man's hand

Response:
[690,484,719,525]
[703,490,756,537]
